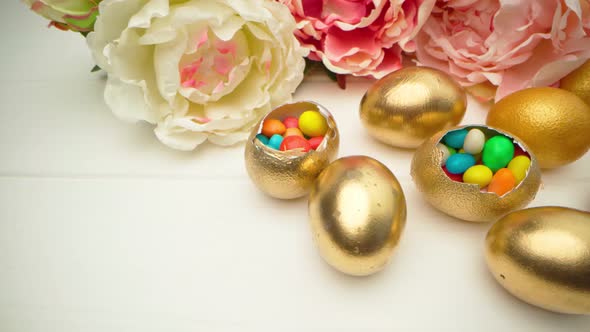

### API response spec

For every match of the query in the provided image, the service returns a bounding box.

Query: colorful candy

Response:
[443,166,463,182]
[256,134,269,145]
[437,143,451,165]
[482,136,514,172]
[463,165,493,188]
[299,111,328,137]
[257,113,329,152]
[443,129,468,149]
[280,136,311,152]
[283,116,299,128]
[508,155,531,184]
[439,129,531,196]
[284,128,304,138]
[268,134,284,150]
[513,144,529,158]
[463,129,485,154]
[261,119,286,137]
[308,136,324,150]
[446,153,476,174]
[488,168,516,196]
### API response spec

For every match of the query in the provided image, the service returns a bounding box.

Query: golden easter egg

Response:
[244,101,339,199]
[359,66,467,149]
[485,207,590,314]
[411,125,541,223]
[308,156,406,276]
[561,60,590,105]
[487,87,590,169]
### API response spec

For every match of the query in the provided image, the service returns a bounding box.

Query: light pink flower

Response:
[282,0,435,78]
[415,0,590,101]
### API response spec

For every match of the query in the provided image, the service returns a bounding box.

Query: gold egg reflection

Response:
[485,207,590,314]
[411,125,541,223]
[308,156,406,276]
[360,66,467,149]
[244,101,339,199]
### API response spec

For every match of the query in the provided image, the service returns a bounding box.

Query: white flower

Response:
[88,0,306,150]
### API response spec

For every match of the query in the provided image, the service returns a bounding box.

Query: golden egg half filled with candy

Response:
[487,87,590,169]
[245,101,340,199]
[411,125,541,223]
[359,66,467,149]
[485,207,590,314]
[308,156,406,276]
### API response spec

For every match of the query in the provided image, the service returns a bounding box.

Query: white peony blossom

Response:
[88,0,306,150]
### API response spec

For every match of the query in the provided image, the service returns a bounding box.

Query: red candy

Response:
[308,136,324,150]
[280,135,311,152]
[513,144,530,158]
[443,166,463,182]
[282,116,299,129]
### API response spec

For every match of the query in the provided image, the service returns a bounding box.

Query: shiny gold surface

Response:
[487,87,590,169]
[244,101,339,199]
[308,156,406,276]
[411,125,541,223]
[359,66,467,149]
[485,207,590,314]
[561,60,590,105]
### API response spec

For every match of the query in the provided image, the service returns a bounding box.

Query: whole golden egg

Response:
[487,87,590,169]
[244,101,339,199]
[561,60,590,105]
[485,206,590,314]
[359,66,467,149]
[411,125,541,223]
[308,156,406,276]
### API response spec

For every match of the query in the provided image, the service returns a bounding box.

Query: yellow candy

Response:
[299,111,328,137]
[508,155,531,183]
[463,165,493,188]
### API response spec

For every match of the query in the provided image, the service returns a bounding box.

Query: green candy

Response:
[482,136,515,172]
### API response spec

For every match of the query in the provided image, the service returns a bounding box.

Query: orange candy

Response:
[284,128,304,138]
[488,168,516,196]
[261,119,286,137]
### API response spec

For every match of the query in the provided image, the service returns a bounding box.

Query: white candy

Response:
[464,129,485,154]
[437,143,451,165]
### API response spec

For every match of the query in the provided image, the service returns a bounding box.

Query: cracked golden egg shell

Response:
[359,66,467,149]
[411,125,541,223]
[244,101,339,199]
[308,156,406,276]
[485,207,590,314]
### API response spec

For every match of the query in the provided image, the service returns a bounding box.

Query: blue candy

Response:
[443,129,468,149]
[256,134,269,145]
[446,153,476,174]
[267,134,284,150]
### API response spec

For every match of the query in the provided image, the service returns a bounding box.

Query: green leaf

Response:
[91,65,101,73]
[323,66,337,82]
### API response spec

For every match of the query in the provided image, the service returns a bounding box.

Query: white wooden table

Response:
[1,2,589,331]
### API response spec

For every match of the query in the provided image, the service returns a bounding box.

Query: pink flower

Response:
[282,0,435,78]
[415,0,590,101]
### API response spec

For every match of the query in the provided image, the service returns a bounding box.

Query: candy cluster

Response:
[439,128,531,196]
[256,110,328,152]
